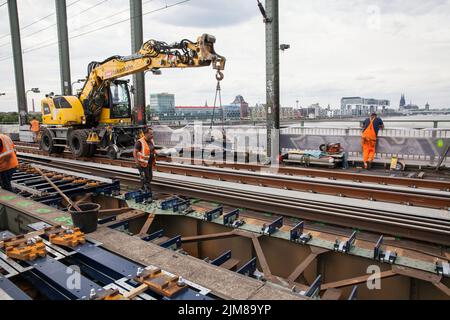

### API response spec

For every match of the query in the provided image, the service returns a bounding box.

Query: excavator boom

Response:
[80,34,225,122]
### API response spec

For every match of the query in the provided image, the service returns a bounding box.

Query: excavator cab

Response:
[97,80,132,124]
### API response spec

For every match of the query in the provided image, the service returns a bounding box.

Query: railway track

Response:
[16,145,450,209]
[17,152,450,246]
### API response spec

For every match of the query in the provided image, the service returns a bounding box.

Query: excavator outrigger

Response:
[40,34,225,159]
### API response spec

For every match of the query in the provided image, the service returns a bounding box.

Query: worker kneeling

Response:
[133,127,156,193]
[0,133,19,192]
[361,113,384,169]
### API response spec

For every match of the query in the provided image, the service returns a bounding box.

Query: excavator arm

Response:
[79,34,225,123]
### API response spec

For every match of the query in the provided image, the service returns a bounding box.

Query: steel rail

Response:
[18,154,450,246]
[18,153,450,226]
[15,143,450,191]
[16,147,450,209]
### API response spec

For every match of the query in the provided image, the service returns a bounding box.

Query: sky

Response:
[0,0,450,112]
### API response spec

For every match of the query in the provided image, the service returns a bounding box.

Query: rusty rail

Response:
[16,145,450,209]
[17,153,450,246]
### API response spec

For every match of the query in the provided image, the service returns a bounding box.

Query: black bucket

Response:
[68,203,100,233]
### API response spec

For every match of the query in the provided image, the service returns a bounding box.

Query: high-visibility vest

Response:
[30,120,40,132]
[362,118,377,142]
[137,137,155,168]
[0,134,19,172]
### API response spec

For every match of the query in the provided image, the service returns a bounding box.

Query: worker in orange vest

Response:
[29,117,40,142]
[361,113,384,169]
[133,127,157,192]
[0,133,19,192]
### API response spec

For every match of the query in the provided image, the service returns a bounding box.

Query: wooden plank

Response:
[220,258,240,271]
[288,247,328,283]
[123,284,149,299]
[288,252,318,283]
[321,288,343,300]
[432,282,450,297]
[392,265,442,283]
[251,237,272,278]
[321,270,396,290]
[152,236,170,245]
[181,231,237,243]
[138,213,156,236]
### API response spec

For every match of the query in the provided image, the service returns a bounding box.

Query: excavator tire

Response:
[69,130,90,158]
[40,129,64,154]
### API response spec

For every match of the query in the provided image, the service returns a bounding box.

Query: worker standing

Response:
[133,127,156,193]
[361,113,384,169]
[29,117,40,142]
[0,133,19,192]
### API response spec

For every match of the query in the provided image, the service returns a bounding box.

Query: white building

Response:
[341,97,390,116]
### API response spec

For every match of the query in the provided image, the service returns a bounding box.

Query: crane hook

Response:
[216,70,224,82]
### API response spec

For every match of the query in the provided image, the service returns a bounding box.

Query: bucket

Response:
[68,203,100,233]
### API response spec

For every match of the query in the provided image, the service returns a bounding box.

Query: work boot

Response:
[368,161,373,170]
[363,162,368,169]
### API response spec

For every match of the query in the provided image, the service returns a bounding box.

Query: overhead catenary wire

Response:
[0,0,190,62]
[0,0,82,41]
[10,0,155,48]
[0,0,110,48]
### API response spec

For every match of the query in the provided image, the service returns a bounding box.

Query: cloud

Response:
[152,0,260,28]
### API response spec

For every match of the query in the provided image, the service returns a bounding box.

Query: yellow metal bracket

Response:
[45,226,86,248]
[4,235,47,262]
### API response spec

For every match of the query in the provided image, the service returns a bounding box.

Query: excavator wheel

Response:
[40,129,64,154]
[69,130,90,158]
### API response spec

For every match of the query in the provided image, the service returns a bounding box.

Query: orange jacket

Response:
[0,134,19,172]
[362,118,377,142]
[136,137,156,168]
[30,119,40,133]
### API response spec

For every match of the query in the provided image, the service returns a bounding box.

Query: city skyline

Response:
[1,0,450,112]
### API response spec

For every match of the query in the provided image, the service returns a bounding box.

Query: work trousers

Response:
[0,168,16,192]
[138,165,153,192]
[362,139,376,163]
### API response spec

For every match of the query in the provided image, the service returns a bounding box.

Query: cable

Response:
[69,0,156,34]
[0,0,152,49]
[0,2,7,8]
[8,0,110,43]
[0,0,190,62]
[0,0,83,41]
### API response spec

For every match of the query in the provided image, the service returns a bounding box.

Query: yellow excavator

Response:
[40,34,225,159]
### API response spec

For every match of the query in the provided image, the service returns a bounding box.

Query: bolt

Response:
[137,267,144,276]
[89,288,97,299]
[177,277,186,287]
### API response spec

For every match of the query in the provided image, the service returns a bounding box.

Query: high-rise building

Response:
[149,93,175,116]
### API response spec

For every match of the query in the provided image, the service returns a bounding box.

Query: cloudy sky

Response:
[0,0,449,112]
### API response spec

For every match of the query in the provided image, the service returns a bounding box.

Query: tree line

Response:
[0,112,42,124]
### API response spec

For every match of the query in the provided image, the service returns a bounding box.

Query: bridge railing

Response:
[281,126,450,166]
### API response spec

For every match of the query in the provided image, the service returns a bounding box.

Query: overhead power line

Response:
[0,0,190,62]
[0,0,83,41]
[0,0,152,49]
